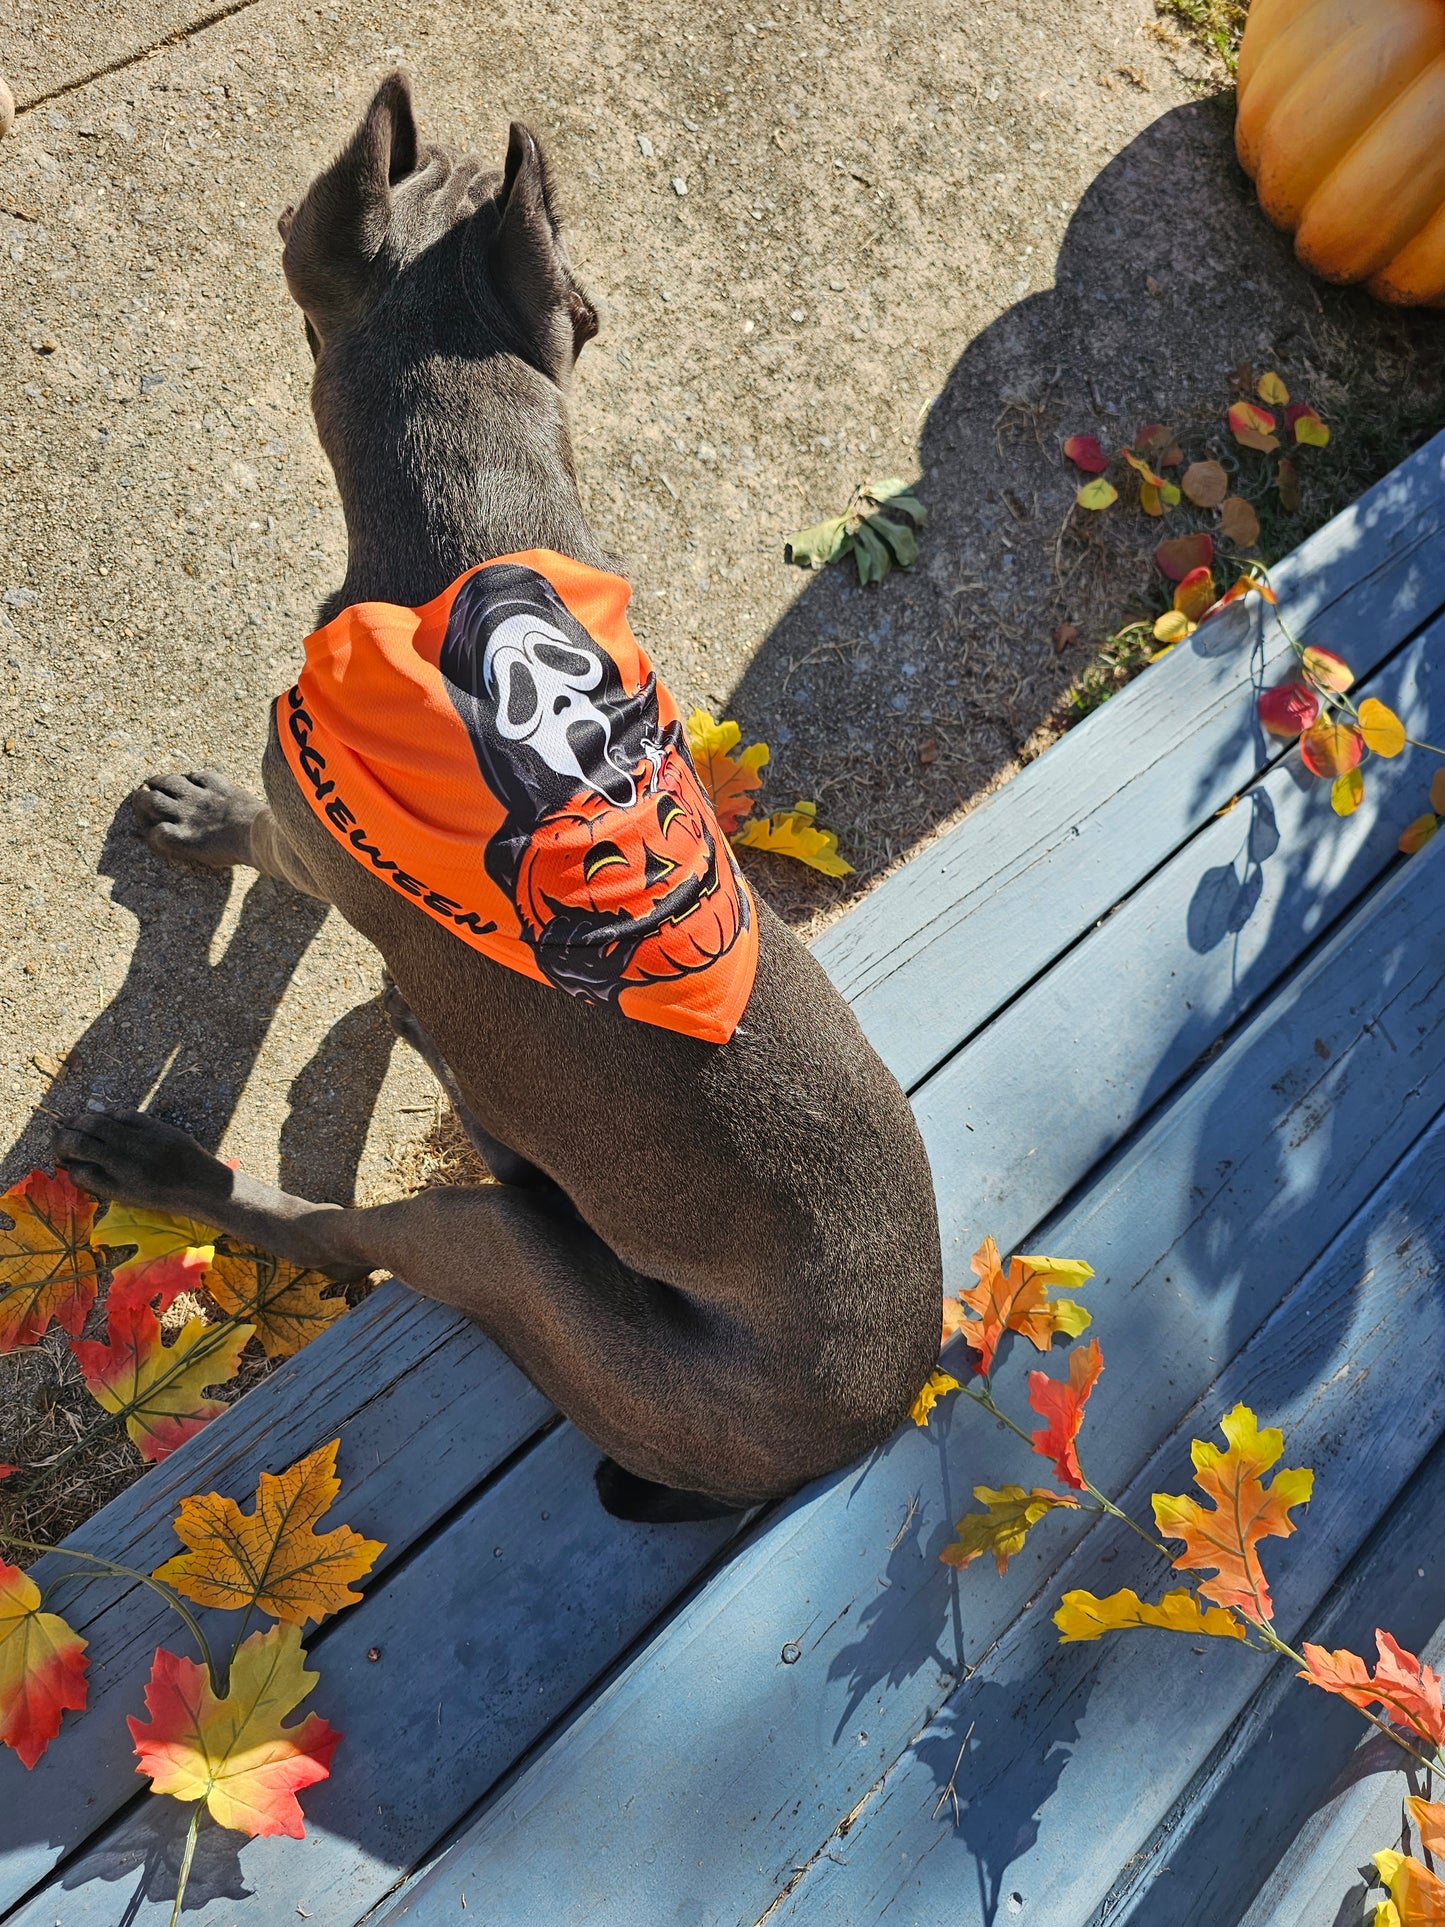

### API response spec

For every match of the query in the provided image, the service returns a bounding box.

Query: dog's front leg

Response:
[131,771,326,898]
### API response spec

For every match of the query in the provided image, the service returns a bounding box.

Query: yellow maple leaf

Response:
[128,1623,340,1838]
[735,800,854,877]
[100,1201,216,1273]
[153,1438,383,1626]
[71,1302,252,1463]
[910,1369,960,1427]
[685,710,770,836]
[940,1485,1080,1575]
[954,1237,1093,1376]
[1053,1585,1246,1644]
[207,1246,346,1360]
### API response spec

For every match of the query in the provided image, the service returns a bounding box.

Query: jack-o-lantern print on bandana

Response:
[278,552,758,1043]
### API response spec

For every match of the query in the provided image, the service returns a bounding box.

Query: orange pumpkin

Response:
[515,751,746,987]
[1237,0,1445,305]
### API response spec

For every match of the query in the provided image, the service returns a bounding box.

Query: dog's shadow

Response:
[1,808,396,1204]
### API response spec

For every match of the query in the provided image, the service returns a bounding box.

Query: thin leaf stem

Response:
[169,1802,203,1927]
[1253,1623,1445,1778]
[0,1534,220,1691]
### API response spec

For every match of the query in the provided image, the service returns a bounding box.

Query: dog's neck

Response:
[315,357,612,623]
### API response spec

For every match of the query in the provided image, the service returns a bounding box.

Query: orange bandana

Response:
[277,552,758,1044]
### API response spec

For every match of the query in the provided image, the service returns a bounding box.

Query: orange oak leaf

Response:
[684,710,770,837]
[207,1246,346,1360]
[1406,1798,1445,1858]
[108,1249,211,1318]
[70,1299,252,1464]
[128,1624,340,1838]
[1152,1404,1313,1622]
[0,1560,88,1769]
[1298,1632,1445,1749]
[940,1485,1080,1576]
[153,1439,384,1626]
[1027,1340,1104,1491]
[0,1169,101,1353]
[1375,1850,1445,1925]
[957,1237,1092,1377]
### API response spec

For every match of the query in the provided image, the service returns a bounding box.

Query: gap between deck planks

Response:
[816,426,1445,1093]
[371,834,1445,1922]
[5,430,1444,1925]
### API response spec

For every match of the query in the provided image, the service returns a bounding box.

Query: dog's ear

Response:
[490,122,598,380]
[281,72,419,340]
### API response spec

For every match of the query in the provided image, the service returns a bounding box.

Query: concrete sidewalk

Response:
[0,0,1421,1211]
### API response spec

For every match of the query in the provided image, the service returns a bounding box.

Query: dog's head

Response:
[277,74,597,387]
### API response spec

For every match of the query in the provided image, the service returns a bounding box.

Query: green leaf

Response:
[866,512,920,569]
[853,520,891,585]
[785,516,851,569]
[862,479,929,525]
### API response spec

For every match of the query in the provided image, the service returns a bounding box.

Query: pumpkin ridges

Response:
[1296,52,1445,282]
[1237,0,1377,176]
[1370,193,1445,303]
[1255,5,1445,231]
[1238,0,1333,99]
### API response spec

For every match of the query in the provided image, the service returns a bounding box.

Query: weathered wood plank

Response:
[2,1425,739,1927]
[1100,1438,1445,1926]
[916,617,1445,1288]
[815,426,1445,1090]
[768,1102,1445,1926]
[368,834,1445,1927]
[0,1282,551,1913]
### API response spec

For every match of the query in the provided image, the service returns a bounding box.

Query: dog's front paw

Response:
[55,1104,231,1214]
[131,770,265,869]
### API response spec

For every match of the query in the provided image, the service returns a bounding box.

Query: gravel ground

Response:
[1,2,1442,1520]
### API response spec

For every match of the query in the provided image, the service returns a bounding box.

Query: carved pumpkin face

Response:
[514,749,746,984]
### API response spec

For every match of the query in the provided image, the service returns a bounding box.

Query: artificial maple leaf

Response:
[1298,1631,1445,1748]
[154,1439,384,1626]
[207,1246,345,1361]
[1053,1585,1246,1644]
[99,1201,216,1272]
[940,1485,1080,1575]
[684,711,770,838]
[1374,1851,1445,1926]
[910,1369,960,1427]
[1027,1339,1104,1491]
[1152,1404,1312,1623]
[1301,719,1364,779]
[108,1249,211,1318]
[1406,1798,1445,1858]
[128,1623,340,1838]
[735,801,853,877]
[71,1299,252,1463]
[0,1169,101,1353]
[1359,697,1407,759]
[956,1237,1092,1377]
[0,1560,88,1769]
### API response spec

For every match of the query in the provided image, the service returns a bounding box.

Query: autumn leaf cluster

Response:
[686,710,853,877]
[912,1235,1445,1926]
[786,476,929,587]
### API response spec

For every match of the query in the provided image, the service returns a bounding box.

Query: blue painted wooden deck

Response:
[4,431,1445,1926]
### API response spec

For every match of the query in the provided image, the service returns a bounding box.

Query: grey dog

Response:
[56,75,942,1522]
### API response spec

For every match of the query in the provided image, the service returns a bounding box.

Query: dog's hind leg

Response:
[54,1105,767,1514]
